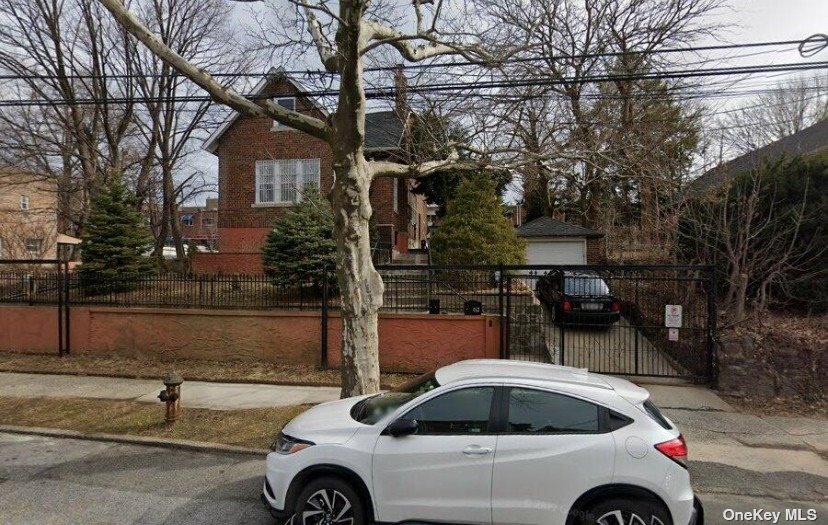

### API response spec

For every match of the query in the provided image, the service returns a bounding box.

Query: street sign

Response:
[668,328,680,341]
[665,305,683,328]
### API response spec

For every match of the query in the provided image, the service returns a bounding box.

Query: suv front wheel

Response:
[578,497,672,525]
[291,476,366,525]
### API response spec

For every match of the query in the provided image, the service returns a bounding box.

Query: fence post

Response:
[559,270,565,366]
[57,262,64,356]
[498,263,505,358]
[321,266,329,369]
[707,267,717,384]
[64,259,71,355]
[505,275,512,359]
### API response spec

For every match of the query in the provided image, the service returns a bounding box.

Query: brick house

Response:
[0,165,59,259]
[178,198,218,250]
[197,69,427,274]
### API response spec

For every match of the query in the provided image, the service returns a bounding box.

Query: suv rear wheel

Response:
[578,497,672,525]
[292,476,366,525]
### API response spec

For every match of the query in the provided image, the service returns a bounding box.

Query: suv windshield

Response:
[565,275,610,296]
[351,371,440,425]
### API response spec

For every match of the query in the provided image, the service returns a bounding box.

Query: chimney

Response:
[393,64,408,120]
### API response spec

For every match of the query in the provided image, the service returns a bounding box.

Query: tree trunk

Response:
[331,160,383,397]
[330,0,382,397]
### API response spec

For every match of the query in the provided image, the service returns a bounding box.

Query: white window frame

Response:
[20,195,29,211]
[271,97,296,131]
[255,158,321,206]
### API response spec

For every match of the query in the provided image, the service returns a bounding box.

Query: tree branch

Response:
[361,19,489,62]
[96,0,331,140]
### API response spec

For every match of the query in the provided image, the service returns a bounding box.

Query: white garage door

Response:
[525,239,586,265]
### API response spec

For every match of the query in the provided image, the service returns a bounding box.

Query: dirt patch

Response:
[0,352,414,389]
[0,396,309,449]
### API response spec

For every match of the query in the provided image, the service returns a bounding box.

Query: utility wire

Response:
[0,38,818,81]
[1,60,825,108]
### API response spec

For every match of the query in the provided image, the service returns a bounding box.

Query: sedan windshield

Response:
[351,371,440,425]
[564,276,610,296]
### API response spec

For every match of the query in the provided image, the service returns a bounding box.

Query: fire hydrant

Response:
[158,372,183,423]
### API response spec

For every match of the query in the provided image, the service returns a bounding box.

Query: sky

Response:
[186,0,828,204]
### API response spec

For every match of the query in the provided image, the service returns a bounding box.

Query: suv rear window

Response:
[643,400,672,430]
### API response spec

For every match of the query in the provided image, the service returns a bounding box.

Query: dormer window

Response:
[272,97,296,131]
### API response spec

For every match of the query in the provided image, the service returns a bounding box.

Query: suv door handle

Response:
[462,445,493,456]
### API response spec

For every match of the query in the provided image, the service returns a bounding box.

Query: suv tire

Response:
[293,476,367,525]
[577,497,672,525]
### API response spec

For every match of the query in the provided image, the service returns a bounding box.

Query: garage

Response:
[516,216,604,266]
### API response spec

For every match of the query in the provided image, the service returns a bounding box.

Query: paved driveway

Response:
[553,317,680,376]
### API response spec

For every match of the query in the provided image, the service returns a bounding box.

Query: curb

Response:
[0,424,269,457]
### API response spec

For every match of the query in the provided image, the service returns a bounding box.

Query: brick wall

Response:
[0,305,500,374]
[586,237,607,264]
[192,252,263,275]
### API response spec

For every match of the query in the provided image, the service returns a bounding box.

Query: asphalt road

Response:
[0,432,825,525]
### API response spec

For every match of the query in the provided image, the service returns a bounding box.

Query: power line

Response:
[1,60,825,108]
[0,38,818,82]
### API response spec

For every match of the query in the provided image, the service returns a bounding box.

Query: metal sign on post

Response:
[664,305,683,328]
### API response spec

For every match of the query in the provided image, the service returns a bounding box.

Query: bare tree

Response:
[96,0,492,396]
[477,0,717,236]
[0,0,147,237]
[680,164,823,322]
[130,0,250,264]
[719,73,828,157]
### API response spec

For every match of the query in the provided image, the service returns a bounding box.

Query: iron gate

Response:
[503,265,715,381]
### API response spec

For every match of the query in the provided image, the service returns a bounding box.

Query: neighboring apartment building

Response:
[0,166,59,260]
[199,68,427,273]
[179,198,218,250]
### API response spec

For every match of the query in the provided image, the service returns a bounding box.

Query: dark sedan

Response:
[536,270,621,327]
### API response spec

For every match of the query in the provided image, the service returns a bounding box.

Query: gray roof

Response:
[516,216,603,239]
[365,111,405,150]
[689,118,828,194]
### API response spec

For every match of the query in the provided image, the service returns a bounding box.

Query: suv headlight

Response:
[271,432,315,454]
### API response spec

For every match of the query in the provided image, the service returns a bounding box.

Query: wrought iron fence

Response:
[0,263,716,381]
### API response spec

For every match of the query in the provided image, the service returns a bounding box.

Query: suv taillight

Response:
[655,435,688,467]
[562,300,572,312]
[611,301,621,312]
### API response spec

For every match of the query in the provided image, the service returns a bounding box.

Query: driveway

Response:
[553,317,679,376]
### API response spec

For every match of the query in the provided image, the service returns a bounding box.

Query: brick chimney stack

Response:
[393,64,408,120]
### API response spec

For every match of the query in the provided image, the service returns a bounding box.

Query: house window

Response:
[271,97,296,131]
[20,195,29,210]
[25,238,42,257]
[393,178,399,213]
[255,158,321,205]
[181,214,194,226]
[202,217,215,226]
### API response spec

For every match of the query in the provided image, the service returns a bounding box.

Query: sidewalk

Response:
[0,372,340,410]
[0,370,825,459]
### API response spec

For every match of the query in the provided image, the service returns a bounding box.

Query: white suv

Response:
[261,359,703,525]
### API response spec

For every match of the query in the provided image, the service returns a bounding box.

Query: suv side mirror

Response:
[386,418,418,437]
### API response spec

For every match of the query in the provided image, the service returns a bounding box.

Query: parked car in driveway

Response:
[261,359,703,525]
[536,269,622,326]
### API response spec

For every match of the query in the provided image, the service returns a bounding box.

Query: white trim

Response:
[203,67,329,154]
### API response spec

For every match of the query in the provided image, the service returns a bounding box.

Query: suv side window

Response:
[506,388,600,434]
[405,387,494,434]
